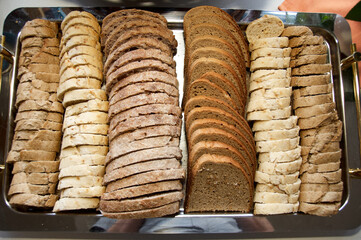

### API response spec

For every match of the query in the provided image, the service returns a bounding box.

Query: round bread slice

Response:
[61,133,108,149]
[295,102,336,119]
[62,111,108,129]
[59,165,105,178]
[62,89,107,108]
[252,116,298,132]
[247,97,291,112]
[10,193,58,208]
[21,37,59,48]
[62,17,100,36]
[293,83,333,99]
[19,71,60,84]
[60,37,101,59]
[60,34,100,52]
[57,176,103,190]
[60,54,102,76]
[300,182,343,192]
[11,139,61,152]
[53,197,99,212]
[59,154,106,169]
[60,186,105,198]
[298,111,339,130]
[300,120,342,140]
[101,180,182,201]
[105,168,185,193]
[106,146,182,172]
[16,149,57,162]
[250,87,292,100]
[304,150,342,165]
[17,80,59,94]
[15,90,57,108]
[245,15,284,43]
[258,146,301,163]
[289,35,324,48]
[249,37,289,51]
[64,99,108,117]
[103,158,181,184]
[254,202,299,215]
[186,154,253,213]
[57,78,102,102]
[23,19,58,33]
[19,52,59,66]
[299,191,342,203]
[250,57,290,72]
[61,25,99,44]
[298,202,341,216]
[281,26,313,37]
[20,26,57,41]
[59,145,108,158]
[101,201,180,219]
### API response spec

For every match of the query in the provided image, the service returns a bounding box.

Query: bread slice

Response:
[101,201,180,219]
[63,111,108,129]
[282,26,313,37]
[250,87,292,100]
[12,161,59,174]
[8,182,57,195]
[254,202,299,215]
[61,26,99,44]
[62,17,100,37]
[251,47,291,61]
[300,182,343,192]
[300,161,341,174]
[255,171,300,185]
[298,111,339,130]
[13,130,61,142]
[256,137,299,153]
[18,100,64,114]
[251,68,291,82]
[300,120,342,139]
[23,19,58,33]
[10,193,58,208]
[19,52,59,66]
[252,116,298,131]
[298,202,340,216]
[247,106,291,121]
[60,186,105,198]
[254,126,299,141]
[249,37,289,51]
[7,150,57,163]
[258,158,302,175]
[101,180,182,201]
[292,64,331,76]
[15,119,62,132]
[256,179,301,195]
[60,46,102,64]
[295,102,336,118]
[59,145,108,158]
[290,54,327,67]
[291,45,328,58]
[64,99,108,117]
[106,168,185,193]
[16,90,57,108]
[15,111,63,123]
[303,150,342,165]
[57,176,103,190]
[293,93,333,109]
[247,97,291,112]
[60,34,100,52]
[289,35,324,47]
[61,10,99,31]
[254,191,299,204]
[53,197,99,212]
[21,37,59,48]
[291,74,331,87]
[300,169,342,184]
[258,146,301,163]
[186,154,253,213]
[19,71,60,84]
[59,165,105,178]
[249,78,291,92]
[11,139,61,152]
[250,57,290,72]
[246,15,284,43]
[11,172,59,185]
[17,80,59,94]
[20,26,57,41]
[60,65,103,84]
[59,154,106,169]
[302,141,340,156]
[60,55,102,77]
[63,124,108,137]
[61,133,108,149]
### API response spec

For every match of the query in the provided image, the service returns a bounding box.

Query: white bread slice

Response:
[300,161,340,174]
[254,191,299,204]
[254,202,299,215]
[62,89,107,108]
[254,126,299,141]
[251,47,291,61]
[299,191,342,203]
[60,186,105,198]
[63,111,108,129]
[300,169,342,184]
[64,99,109,117]
[258,158,302,175]
[63,124,108,137]
[250,57,290,72]
[252,116,298,131]
[61,134,108,149]
[256,179,301,195]
[258,146,301,163]
[60,65,102,83]
[60,54,102,76]
[300,182,343,192]
[250,87,292,99]
[59,165,105,178]
[256,137,299,152]
[249,37,289,51]
[255,171,300,185]
[247,106,291,121]
[59,154,106,169]
[247,97,291,112]
[250,78,291,92]
[298,202,340,216]
[251,68,291,82]
[246,15,284,43]
[57,176,103,190]
[53,197,99,212]
[57,78,102,101]
[60,145,108,158]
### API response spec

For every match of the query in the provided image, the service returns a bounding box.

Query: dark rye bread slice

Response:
[106,60,176,93]
[109,122,181,145]
[189,128,256,172]
[106,48,175,78]
[104,20,171,57]
[188,140,254,178]
[109,104,181,131]
[103,158,181,184]
[108,93,178,119]
[100,191,183,213]
[105,168,185,192]
[109,136,180,161]
[185,154,253,213]
[101,201,180,219]
[18,100,64,114]
[101,180,182,201]
[188,47,246,90]
[101,9,167,40]
[183,6,249,66]
[109,82,179,107]
[108,26,177,59]
[108,71,178,99]
[186,78,241,114]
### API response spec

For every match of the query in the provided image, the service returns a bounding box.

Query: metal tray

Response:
[1,6,361,239]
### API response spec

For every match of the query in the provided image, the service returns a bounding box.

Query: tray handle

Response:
[341,43,361,178]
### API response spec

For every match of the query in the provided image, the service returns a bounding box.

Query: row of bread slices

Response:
[246,15,303,215]
[98,9,185,219]
[53,11,109,212]
[288,26,343,217]
[7,19,63,208]
[182,6,257,213]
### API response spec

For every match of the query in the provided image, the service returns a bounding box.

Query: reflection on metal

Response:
[0,37,14,64]
[347,44,361,178]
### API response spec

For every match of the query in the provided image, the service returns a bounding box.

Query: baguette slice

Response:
[254,202,299,215]
[246,15,284,43]
[53,197,99,212]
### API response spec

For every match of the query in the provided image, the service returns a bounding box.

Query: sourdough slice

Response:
[254,127,299,141]
[109,82,179,107]
[288,35,324,47]
[61,134,108,149]
[255,179,301,195]
[109,104,181,131]
[256,137,300,153]
[64,99,108,117]
[20,26,57,41]
[292,64,331,76]
[258,146,301,163]
[247,106,291,121]
[59,154,106,169]
[252,116,298,131]
[62,17,100,36]
[303,151,342,165]
[59,165,105,178]
[100,191,183,212]
[9,193,58,208]
[63,111,108,129]
[21,37,59,48]
[57,176,103,190]
[186,154,253,213]
[103,158,181,184]
[11,172,59,185]
[254,191,299,204]
[106,146,182,171]
[254,202,299,215]
[245,15,284,43]
[10,139,61,152]
[281,26,313,37]
[257,158,302,175]
[23,19,58,33]
[63,124,108,137]
[17,80,59,94]
[249,37,289,51]
[12,161,59,173]
[109,136,179,160]
[250,57,290,72]
[59,145,108,158]
[101,201,180,219]
[60,186,105,198]
[101,180,182,201]
[300,120,342,140]
[255,171,300,185]
[7,150,57,163]
[300,169,342,184]
[60,54,102,77]
[302,142,340,157]
[290,54,327,67]
[295,102,336,118]
[19,71,60,84]
[298,202,341,216]
[60,65,103,84]
[105,168,185,193]
[293,84,333,98]
[291,74,331,87]
[53,197,99,212]
[8,182,57,195]
[251,47,291,61]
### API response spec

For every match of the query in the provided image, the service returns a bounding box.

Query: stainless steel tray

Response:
[1,6,361,238]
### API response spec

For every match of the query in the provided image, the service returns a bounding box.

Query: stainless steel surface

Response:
[0,6,360,239]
